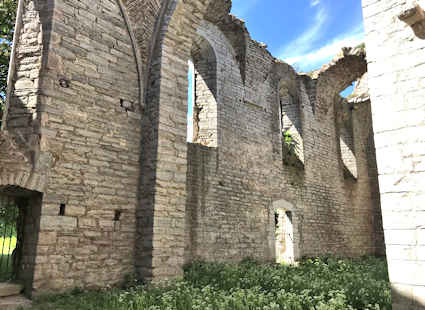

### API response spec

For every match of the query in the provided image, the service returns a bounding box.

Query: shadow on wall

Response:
[336,99,358,180]
[2,0,55,153]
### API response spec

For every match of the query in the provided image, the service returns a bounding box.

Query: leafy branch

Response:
[0,0,17,119]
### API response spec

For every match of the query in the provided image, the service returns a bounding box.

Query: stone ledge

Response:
[0,284,23,298]
[0,295,31,310]
[398,4,425,39]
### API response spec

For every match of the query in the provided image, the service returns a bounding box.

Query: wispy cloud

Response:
[278,7,328,61]
[283,24,365,72]
[231,0,261,18]
[311,0,320,7]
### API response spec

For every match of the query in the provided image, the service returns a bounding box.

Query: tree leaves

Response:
[0,198,18,235]
[0,0,17,114]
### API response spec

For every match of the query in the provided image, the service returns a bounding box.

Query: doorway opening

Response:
[0,187,42,296]
[0,197,20,282]
[275,209,294,264]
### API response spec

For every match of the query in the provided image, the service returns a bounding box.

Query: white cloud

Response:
[278,7,328,60]
[231,0,261,18]
[283,24,365,72]
[311,0,320,7]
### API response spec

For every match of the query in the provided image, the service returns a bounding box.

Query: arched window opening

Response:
[338,82,359,180]
[187,35,218,147]
[279,84,304,167]
[340,82,356,98]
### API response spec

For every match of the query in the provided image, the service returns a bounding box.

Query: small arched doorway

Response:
[272,199,300,264]
[275,209,294,264]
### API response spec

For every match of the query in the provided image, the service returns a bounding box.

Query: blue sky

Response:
[188,1,364,140]
[231,0,365,73]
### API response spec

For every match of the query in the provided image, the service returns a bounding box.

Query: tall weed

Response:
[26,257,391,310]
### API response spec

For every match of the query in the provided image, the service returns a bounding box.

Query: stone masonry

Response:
[0,0,389,301]
[362,0,425,309]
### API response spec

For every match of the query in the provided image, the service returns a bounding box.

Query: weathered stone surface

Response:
[2,0,141,296]
[184,27,382,263]
[0,0,391,301]
[0,295,31,310]
[0,284,23,298]
[363,0,425,309]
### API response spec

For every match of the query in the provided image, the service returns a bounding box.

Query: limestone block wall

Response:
[33,0,141,293]
[137,0,214,281]
[122,0,162,84]
[185,17,383,263]
[337,100,357,179]
[4,0,42,143]
[1,0,142,295]
[336,98,385,256]
[0,0,48,192]
[362,0,425,308]
[0,0,387,295]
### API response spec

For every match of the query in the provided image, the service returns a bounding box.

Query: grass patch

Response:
[25,257,391,310]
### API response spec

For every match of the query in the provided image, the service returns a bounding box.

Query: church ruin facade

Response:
[0,0,423,309]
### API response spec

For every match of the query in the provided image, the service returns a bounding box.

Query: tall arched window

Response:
[279,83,304,166]
[187,34,218,147]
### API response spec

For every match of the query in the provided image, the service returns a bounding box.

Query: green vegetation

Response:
[0,236,16,255]
[25,257,391,310]
[0,200,18,241]
[0,0,17,117]
[0,230,17,282]
[282,130,298,154]
[355,42,366,51]
[0,199,18,281]
[282,130,304,169]
[0,254,13,281]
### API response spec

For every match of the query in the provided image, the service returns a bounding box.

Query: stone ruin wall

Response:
[0,0,384,296]
[185,19,384,264]
[362,0,425,309]
[2,0,143,294]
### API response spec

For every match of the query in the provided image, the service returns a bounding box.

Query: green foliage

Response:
[282,130,304,169]
[282,130,299,156]
[0,254,13,281]
[355,42,366,50]
[0,236,16,254]
[0,0,17,114]
[25,257,391,310]
[0,200,18,236]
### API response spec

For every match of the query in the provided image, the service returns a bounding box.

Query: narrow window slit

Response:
[114,210,122,222]
[59,204,66,216]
